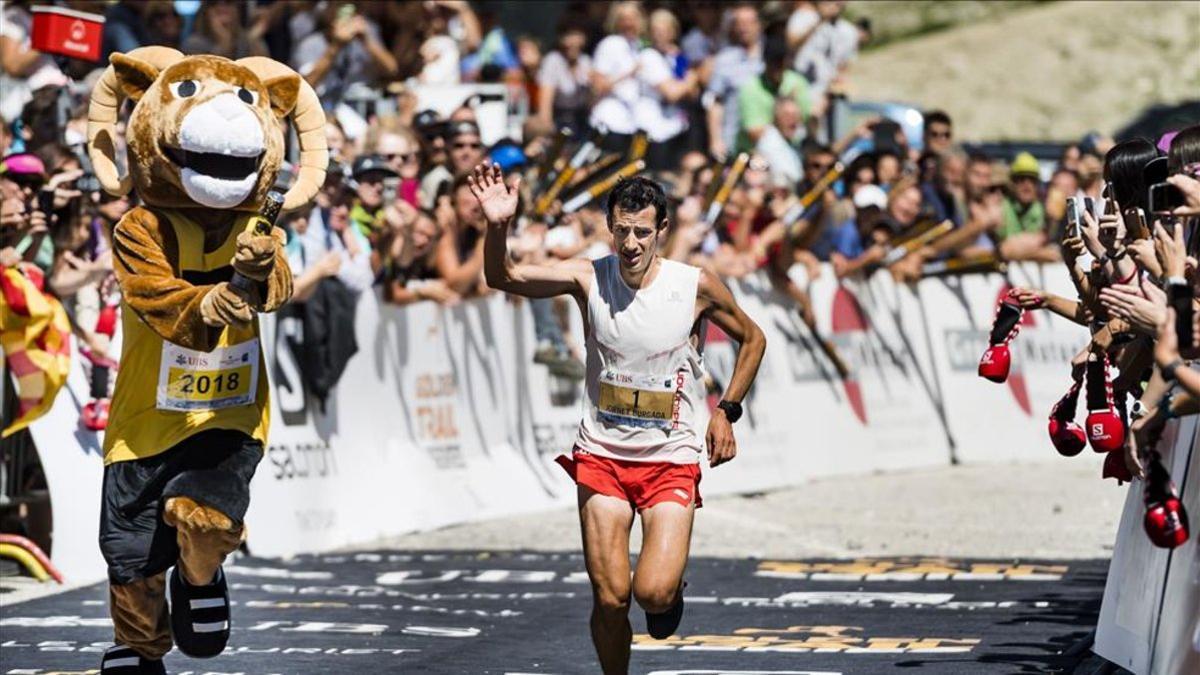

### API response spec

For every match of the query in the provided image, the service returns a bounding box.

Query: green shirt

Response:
[736,70,811,153]
[999,198,1045,240]
[350,203,383,241]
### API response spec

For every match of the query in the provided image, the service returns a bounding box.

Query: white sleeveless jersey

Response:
[575,256,708,464]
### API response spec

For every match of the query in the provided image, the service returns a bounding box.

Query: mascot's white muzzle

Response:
[168,92,266,209]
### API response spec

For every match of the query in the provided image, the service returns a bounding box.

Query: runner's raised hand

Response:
[468,162,521,226]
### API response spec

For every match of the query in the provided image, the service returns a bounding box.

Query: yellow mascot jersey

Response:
[102,210,270,464]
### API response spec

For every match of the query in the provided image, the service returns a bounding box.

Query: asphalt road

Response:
[1,549,1108,674]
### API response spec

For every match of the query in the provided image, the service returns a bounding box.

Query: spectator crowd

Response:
[3,0,1200,445]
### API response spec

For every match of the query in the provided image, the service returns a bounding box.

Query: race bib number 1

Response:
[597,369,679,430]
[157,339,259,412]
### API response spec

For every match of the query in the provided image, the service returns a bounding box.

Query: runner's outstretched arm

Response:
[698,269,766,404]
[468,162,592,300]
[697,269,767,466]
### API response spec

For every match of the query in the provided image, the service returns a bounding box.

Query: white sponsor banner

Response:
[1094,415,1199,675]
[13,264,1137,586]
[916,262,1096,463]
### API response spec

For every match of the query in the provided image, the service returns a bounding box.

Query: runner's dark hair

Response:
[608,176,668,229]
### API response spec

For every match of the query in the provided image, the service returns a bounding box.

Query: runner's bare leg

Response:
[579,486,635,674]
[633,500,694,614]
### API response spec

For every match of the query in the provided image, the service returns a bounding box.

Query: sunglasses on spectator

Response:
[453,141,482,151]
[383,152,419,164]
[928,130,952,139]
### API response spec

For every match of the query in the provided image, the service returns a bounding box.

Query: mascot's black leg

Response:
[160,430,258,659]
[100,460,177,674]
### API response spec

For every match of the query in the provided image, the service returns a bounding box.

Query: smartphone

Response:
[1083,197,1096,219]
[1102,183,1118,215]
[1168,282,1194,350]
[1122,207,1148,240]
[1149,182,1184,214]
[1065,197,1080,238]
[383,176,399,204]
[36,189,55,216]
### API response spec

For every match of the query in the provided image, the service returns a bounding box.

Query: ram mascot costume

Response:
[86,47,326,674]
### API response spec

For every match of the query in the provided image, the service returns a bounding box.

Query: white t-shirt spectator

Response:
[298,206,375,294]
[756,126,803,187]
[419,34,461,85]
[788,9,858,96]
[537,50,591,115]
[634,48,687,142]
[588,34,640,135]
[0,5,68,121]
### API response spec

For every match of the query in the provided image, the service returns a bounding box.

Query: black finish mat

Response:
[0,551,1109,674]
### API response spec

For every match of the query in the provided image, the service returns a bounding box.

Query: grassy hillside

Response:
[847,0,1047,50]
[847,0,1200,141]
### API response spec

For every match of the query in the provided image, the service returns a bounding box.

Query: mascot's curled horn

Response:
[86,46,326,674]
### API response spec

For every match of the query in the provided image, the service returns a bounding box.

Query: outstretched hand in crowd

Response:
[1099,277,1167,335]
[1153,220,1189,279]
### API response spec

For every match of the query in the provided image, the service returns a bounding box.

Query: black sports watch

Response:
[716,400,743,423]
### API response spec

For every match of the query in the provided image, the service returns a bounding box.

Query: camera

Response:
[77,172,101,193]
[1148,182,1183,215]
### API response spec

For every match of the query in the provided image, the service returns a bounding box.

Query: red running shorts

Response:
[556,449,702,511]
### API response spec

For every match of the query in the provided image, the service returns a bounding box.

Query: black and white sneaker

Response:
[100,645,166,674]
[167,565,231,658]
[645,581,686,639]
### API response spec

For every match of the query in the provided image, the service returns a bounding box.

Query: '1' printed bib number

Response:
[597,369,679,430]
[157,339,259,412]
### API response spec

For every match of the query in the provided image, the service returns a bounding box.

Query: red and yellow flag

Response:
[0,265,71,437]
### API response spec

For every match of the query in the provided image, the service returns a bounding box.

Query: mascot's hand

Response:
[232,228,285,282]
[201,282,256,329]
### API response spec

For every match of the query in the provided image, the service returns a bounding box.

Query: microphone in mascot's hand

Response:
[1047,379,1086,457]
[229,191,284,294]
[1143,454,1190,548]
[978,301,1023,382]
[1084,353,1124,453]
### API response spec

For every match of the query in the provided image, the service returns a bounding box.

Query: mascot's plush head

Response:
[88,46,327,212]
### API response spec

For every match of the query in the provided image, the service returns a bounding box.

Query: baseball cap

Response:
[852,184,887,210]
[414,109,442,130]
[446,120,480,140]
[0,153,46,178]
[488,140,527,172]
[351,154,399,180]
[1009,152,1040,179]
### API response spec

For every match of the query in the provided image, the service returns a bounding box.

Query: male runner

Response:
[468,162,766,674]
